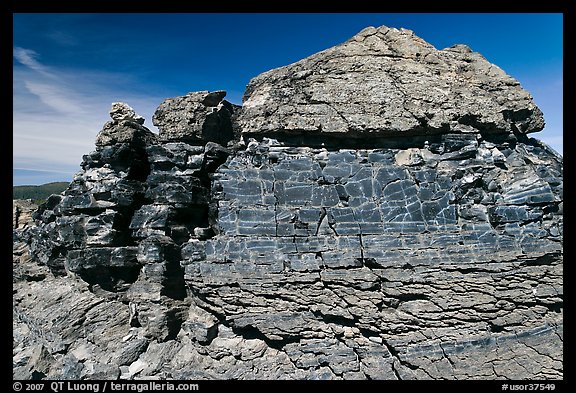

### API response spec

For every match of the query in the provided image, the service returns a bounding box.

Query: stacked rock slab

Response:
[14,26,562,379]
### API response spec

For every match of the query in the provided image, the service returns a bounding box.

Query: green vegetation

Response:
[13,182,69,204]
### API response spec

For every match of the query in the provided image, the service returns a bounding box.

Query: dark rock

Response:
[117,338,149,366]
[146,143,204,171]
[202,90,227,107]
[204,142,231,172]
[130,205,174,238]
[137,235,180,264]
[145,173,209,206]
[180,239,206,263]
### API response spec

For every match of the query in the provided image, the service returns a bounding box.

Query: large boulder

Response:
[153,90,235,145]
[238,26,544,139]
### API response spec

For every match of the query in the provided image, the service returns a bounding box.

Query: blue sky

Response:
[13,13,563,186]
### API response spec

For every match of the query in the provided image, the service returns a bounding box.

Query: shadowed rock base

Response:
[12,255,563,379]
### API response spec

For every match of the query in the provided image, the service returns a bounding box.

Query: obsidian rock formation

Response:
[14,26,562,380]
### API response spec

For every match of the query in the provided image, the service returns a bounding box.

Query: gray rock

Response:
[238,26,544,138]
[12,344,55,380]
[13,199,38,230]
[109,102,145,125]
[153,91,235,145]
[96,111,156,147]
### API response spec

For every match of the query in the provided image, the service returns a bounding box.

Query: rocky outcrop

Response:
[239,26,544,139]
[14,26,562,380]
[153,90,237,145]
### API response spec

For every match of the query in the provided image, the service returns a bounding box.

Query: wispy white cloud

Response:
[13,47,54,78]
[13,46,165,186]
[23,80,86,114]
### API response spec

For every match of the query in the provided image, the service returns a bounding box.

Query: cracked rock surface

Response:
[14,27,562,380]
[238,26,544,138]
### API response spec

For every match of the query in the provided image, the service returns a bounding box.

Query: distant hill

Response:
[13,182,69,203]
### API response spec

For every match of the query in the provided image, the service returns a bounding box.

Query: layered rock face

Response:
[14,26,562,380]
